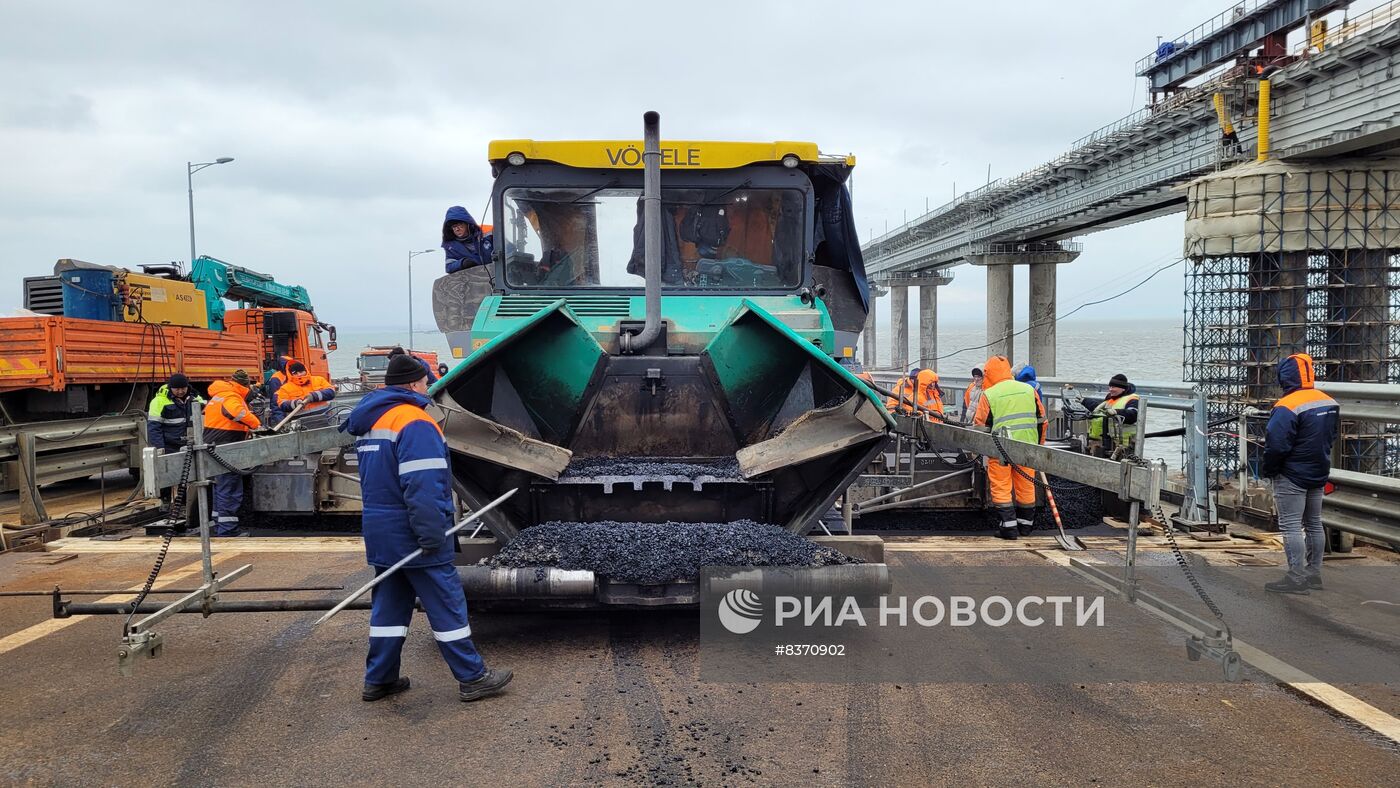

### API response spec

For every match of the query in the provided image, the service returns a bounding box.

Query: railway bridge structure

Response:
[862,0,1400,396]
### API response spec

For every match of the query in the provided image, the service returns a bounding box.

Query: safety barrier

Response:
[0,414,144,526]
[869,371,1399,547]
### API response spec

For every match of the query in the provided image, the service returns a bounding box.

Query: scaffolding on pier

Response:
[1182,159,1400,477]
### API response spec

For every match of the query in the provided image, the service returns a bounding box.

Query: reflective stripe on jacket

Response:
[146,384,201,450]
[203,380,261,441]
[349,391,455,568]
[1088,393,1140,446]
[1262,353,1339,487]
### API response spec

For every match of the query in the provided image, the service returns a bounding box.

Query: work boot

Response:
[459,668,513,702]
[996,524,1019,541]
[1015,507,1037,537]
[1264,575,1310,595]
[362,676,411,702]
[1306,572,1323,591]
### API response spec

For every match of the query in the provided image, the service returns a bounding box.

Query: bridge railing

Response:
[1134,0,1276,75]
[1295,0,1400,54]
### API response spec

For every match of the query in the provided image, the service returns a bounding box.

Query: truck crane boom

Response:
[190,255,314,330]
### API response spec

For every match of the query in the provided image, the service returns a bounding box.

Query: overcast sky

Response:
[0,0,1312,329]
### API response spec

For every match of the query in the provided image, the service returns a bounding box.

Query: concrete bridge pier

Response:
[860,285,885,369]
[970,243,1081,368]
[918,281,942,368]
[890,285,909,371]
[984,263,1015,361]
[1029,260,1075,376]
[871,273,953,372]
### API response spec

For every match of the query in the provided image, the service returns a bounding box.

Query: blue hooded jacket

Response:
[1262,353,1339,488]
[342,386,455,567]
[1014,363,1042,394]
[442,205,495,274]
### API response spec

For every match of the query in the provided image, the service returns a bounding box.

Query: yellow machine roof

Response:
[488,139,854,169]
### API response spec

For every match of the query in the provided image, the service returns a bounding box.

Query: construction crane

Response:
[190,255,314,330]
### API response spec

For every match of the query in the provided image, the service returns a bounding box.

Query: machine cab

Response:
[433,140,870,361]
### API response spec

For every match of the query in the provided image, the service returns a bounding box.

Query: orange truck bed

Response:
[0,316,263,394]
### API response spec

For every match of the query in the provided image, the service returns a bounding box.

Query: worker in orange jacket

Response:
[276,361,337,416]
[915,368,944,416]
[887,368,921,415]
[204,370,262,536]
[265,355,299,408]
[973,356,1046,540]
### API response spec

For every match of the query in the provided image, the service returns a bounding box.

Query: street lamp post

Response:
[187,157,235,265]
[407,248,436,350]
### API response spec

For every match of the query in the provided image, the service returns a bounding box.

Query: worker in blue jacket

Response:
[341,353,512,703]
[1261,353,1339,595]
[442,205,495,273]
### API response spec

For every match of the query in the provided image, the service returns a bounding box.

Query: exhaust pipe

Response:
[620,110,662,354]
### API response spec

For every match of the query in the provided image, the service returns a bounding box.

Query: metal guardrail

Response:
[0,414,144,525]
[869,371,1399,546]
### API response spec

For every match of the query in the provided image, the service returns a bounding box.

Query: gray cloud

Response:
[1,0,1264,326]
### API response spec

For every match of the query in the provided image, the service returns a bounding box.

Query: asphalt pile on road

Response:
[560,457,744,480]
[1035,478,1104,530]
[856,476,1103,532]
[481,520,860,583]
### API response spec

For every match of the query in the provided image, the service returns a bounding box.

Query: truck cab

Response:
[356,345,439,390]
[223,307,336,382]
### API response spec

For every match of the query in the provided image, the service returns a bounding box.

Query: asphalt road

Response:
[0,542,1395,786]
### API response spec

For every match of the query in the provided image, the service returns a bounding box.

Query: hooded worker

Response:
[265,355,298,409]
[1261,353,1339,595]
[275,361,336,414]
[887,368,920,415]
[973,356,1046,539]
[442,206,495,273]
[915,367,944,416]
[203,370,261,537]
[342,353,512,703]
[1013,363,1042,395]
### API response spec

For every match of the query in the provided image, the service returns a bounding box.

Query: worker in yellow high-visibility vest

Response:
[972,356,1046,540]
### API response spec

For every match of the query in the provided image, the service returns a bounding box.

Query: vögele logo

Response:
[717,588,763,634]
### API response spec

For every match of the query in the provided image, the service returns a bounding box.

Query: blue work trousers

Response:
[211,473,244,535]
[365,563,486,686]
